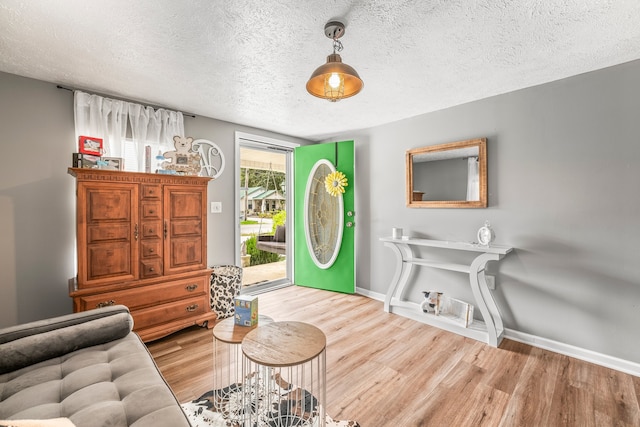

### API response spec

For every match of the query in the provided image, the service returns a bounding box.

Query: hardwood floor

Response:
[147,285,640,426]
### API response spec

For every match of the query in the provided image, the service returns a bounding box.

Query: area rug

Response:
[181,375,359,427]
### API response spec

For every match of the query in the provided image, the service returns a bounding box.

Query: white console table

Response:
[380,237,513,347]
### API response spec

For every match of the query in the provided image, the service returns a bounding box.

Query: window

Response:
[121,139,173,173]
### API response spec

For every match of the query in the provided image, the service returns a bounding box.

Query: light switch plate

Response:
[210,201,222,213]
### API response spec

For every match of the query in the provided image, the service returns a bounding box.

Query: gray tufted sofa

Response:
[0,305,191,427]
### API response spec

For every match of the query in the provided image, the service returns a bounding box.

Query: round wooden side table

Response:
[212,314,273,423]
[242,321,327,427]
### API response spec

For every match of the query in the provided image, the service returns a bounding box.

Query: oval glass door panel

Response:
[304,159,344,269]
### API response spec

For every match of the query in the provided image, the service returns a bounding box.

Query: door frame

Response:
[234,132,299,291]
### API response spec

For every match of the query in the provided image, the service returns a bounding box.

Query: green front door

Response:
[293,141,355,293]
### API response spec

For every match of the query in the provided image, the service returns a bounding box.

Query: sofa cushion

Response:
[0,306,131,345]
[0,334,190,427]
[0,308,133,375]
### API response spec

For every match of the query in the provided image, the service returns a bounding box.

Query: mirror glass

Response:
[406,138,487,208]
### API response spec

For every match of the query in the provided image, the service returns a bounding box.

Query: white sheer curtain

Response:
[74,90,184,171]
[74,92,128,157]
[466,157,480,201]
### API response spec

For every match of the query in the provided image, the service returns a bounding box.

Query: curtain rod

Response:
[56,85,197,118]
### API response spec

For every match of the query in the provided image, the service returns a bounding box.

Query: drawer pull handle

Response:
[149,267,155,272]
[149,228,153,233]
[186,284,198,292]
[149,248,154,253]
[186,304,198,312]
[96,300,115,308]
[149,210,154,214]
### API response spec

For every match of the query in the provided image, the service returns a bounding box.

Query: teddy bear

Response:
[161,135,202,175]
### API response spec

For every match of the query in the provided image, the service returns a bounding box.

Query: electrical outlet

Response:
[210,202,222,213]
[485,275,495,290]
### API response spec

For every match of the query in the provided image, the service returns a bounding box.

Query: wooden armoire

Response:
[68,168,216,342]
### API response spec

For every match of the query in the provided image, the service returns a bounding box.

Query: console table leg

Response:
[479,269,504,336]
[470,253,504,346]
[383,242,414,312]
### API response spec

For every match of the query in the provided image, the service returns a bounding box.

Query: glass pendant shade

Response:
[306,53,363,102]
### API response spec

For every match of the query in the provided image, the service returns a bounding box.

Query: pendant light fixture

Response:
[306,21,364,102]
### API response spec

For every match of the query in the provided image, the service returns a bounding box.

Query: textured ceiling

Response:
[1,1,640,141]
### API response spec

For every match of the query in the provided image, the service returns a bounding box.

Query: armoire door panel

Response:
[76,180,138,288]
[170,220,202,237]
[166,190,203,220]
[87,243,133,280]
[87,224,130,243]
[169,237,203,268]
[87,190,132,221]
[163,184,207,275]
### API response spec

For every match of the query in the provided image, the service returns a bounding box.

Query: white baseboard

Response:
[355,288,640,377]
[504,328,640,377]
[355,287,385,301]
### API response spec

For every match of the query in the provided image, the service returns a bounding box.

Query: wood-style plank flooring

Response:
[147,285,640,426]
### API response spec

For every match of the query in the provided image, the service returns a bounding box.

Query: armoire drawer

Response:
[141,185,161,200]
[140,259,163,278]
[75,276,208,311]
[140,241,162,259]
[131,296,207,330]
[141,221,162,239]
[141,201,162,219]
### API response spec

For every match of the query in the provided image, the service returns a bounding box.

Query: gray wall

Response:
[339,59,640,364]
[0,71,307,327]
[0,75,76,326]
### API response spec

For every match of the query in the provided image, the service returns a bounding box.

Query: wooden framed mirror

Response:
[406,138,487,208]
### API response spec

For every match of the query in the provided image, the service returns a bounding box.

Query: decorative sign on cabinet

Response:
[68,168,216,342]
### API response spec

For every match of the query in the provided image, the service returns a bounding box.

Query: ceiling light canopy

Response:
[306,21,363,102]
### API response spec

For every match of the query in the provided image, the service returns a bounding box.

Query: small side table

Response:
[242,321,327,427]
[212,314,273,423]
